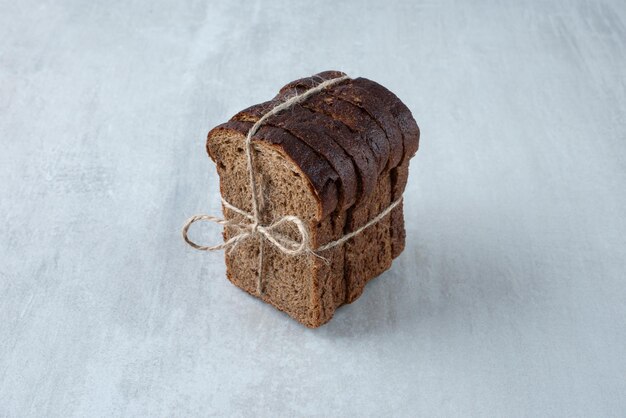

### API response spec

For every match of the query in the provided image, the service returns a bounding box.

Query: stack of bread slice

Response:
[206,71,419,327]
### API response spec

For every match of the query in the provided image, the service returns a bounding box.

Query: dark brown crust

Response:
[240,72,419,209]
[275,73,392,203]
[275,72,419,183]
[329,81,404,170]
[298,94,390,175]
[206,121,339,219]
[389,163,409,258]
[267,106,378,204]
[281,72,405,172]
[352,78,420,161]
[232,103,359,211]
[234,93,383,210]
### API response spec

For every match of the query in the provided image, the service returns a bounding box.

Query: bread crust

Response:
[299,94,390,176]
[352,78,420,161]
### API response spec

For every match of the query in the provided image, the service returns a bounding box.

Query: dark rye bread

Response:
[234,104,363,210]
[233,106,363,313]
[205,72,419,327]
[232,104,362,316]
[279,73,404,170]
[207,121,346,327]
[278,72,418,258]
[332,82,404,170]
[279,73,414,299]
[279,73,419,187]
[355,78,420,160]
[235,97,394,302]
[351,78,420,256]
[270,107,379,204]
[323,75,417,259]
[297,94,390,175]
[273,84,393,302]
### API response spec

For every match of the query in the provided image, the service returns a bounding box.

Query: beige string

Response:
[182,74,404,294]
[182,197,311,255]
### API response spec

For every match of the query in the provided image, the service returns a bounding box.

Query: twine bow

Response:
[182,74,404,295]
[182,197,311,256]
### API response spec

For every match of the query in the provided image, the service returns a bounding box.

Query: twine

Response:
[182,75,404,295]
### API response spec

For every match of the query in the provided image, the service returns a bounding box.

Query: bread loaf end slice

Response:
[207,123,344,327]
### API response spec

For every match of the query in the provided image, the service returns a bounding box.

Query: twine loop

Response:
[183,198,311,256]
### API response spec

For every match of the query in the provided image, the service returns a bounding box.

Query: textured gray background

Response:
[1,0,626,416]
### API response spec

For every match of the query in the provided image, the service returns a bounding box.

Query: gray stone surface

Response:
[1,0,626,416]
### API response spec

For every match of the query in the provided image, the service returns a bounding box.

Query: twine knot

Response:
[182,197,311,257]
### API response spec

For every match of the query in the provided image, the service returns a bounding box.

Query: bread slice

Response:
[205,72,419,327]
[207,121,345,327]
